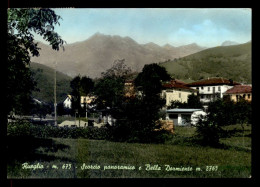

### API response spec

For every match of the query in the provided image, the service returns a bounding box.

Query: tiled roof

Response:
[162,79,196,91]
[224,85,252,94]
[186,77,240,86]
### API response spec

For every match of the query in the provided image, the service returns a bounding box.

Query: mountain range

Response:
[29,36,251,103]
[31,32,207,78]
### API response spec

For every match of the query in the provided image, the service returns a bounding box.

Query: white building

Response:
[166,108,206,126]
[63,95,96,109]
[186,77,240,110]
[63,95,72,108]
[161,79,197,106]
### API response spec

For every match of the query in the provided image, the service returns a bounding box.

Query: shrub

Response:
[7,122,111,140]
[193,117,224,147]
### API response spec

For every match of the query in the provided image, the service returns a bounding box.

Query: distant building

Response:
[186,77,240,109]
[63,95,72,108]
[63,94,96,109]
[223,85,252,102]
[161,79,197,106]
[166,108,206,126]
[124,80,135,98]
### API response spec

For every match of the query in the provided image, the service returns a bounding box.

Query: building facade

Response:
[161,79,197,106]
[63,95,96,109]
[223,85,252,102]
[186,77,240,109]
[166,108,206,126]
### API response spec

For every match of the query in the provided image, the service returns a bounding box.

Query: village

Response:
[45,77,250,130]
[9,76,252,131]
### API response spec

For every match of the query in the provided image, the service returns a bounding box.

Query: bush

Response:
[193,117,225,147]
[7,122,111,140]
[7,121,32,137]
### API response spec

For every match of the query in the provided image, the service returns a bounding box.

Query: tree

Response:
[70,75,94,116]
[167,100,187,109]
[167,93,202,109]
[135,64,171,97]
[101,59,132,79]
[233,98,252,147]
[194,97,252,147]
[94,59,132,110]
[194,116,224,147]
[187,93,203,108]
[94,76,125,110]
[7,8,65,115]
[112,63,171,143]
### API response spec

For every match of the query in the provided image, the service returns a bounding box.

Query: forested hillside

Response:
[30,62,72,103]
[160,42,251,84]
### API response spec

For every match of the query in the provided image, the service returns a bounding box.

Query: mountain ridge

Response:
[160,41,251,84]
[31,33,206,78]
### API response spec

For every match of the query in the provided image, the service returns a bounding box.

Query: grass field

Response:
[7,125,251,178]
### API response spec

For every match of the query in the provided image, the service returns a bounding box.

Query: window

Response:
[248,94,251,99]
[179,93,181,98]
[169,114,178,119]
[218,86,221,91]
[201,87,204,90]
[243,94,246,98]
[196,87,199,90]
[208,87,210,91]
[236,95,239,102]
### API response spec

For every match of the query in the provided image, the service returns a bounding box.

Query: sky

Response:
[35,8,252,48]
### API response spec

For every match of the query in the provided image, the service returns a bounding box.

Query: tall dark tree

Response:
[94,59,132,110]
[187,93,203,108]
[7,8,66,116]
[135,64,171,97]
[94,76,125,109]
[70,75,94,115]
[101,59,132,79]
[113,63,171,143]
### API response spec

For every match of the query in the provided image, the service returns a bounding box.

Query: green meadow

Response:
[7,125,251,178]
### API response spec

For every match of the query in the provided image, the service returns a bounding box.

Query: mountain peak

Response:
[163,43,175,49]
[221,40,239,46]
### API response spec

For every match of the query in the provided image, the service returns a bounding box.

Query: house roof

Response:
[224,85,252,94]
[162,79,196,91]
[167,108,203,113]
[186,77,240,87]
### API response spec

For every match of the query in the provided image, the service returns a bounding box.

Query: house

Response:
[223,85,252,102]
[161,79,197,106]
[166,108,206,126]
[63,94,96,109]
[63,95,72,108]
[124,80,135,98]
[186,77,240,109]
[80,95,96,108]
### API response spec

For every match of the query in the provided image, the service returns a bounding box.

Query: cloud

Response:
[168,19,236,47]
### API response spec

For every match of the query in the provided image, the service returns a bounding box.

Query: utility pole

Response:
[54,62,57,126]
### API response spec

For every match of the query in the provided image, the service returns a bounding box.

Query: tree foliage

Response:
[135,64,171,97]
[94,59,132,110]
[70,75,94,115]
[101,59,132,79]
[167,93,202,109]
[112,64,171,143]
[194,97,252,147]
[7,8,65,115]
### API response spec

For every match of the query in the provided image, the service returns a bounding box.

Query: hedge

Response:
[7,122,111,140]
